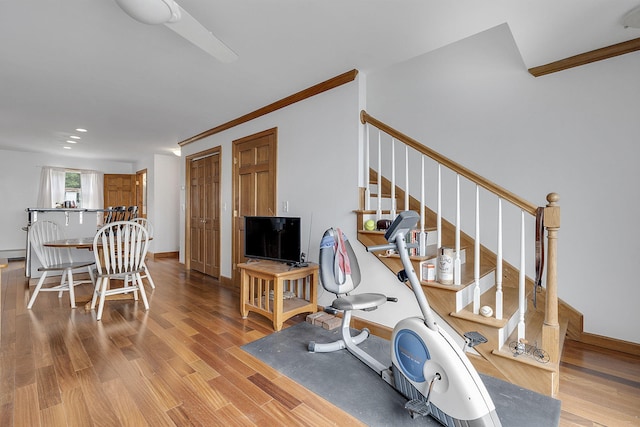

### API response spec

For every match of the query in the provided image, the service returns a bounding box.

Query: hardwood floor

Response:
[1,259,638,426]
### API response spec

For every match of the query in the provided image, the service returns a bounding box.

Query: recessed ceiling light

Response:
[66,140,78,144]
[75,128,87,132]
[69,135,81,140]
[63,146,72,150]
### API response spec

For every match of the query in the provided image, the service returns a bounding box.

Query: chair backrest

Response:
[112,206,127,222]
[93,221,149,276]
[125,206,138,221]
[319,228,361,296]
[132,217,153,238]
[29,220,72,268]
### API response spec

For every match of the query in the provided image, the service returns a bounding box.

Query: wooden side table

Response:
[238,261,318,331]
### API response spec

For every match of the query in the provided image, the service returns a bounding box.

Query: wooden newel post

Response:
[542,192,560,395]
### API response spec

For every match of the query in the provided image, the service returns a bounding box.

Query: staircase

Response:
[354,111,583,397]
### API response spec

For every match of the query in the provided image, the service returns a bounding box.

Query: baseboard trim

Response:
[148,251,179,261]
[576,332,640,357]
[219,275,235,290]
[0,249,26,260]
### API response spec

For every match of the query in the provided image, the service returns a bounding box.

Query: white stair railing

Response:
[360,110,560,369]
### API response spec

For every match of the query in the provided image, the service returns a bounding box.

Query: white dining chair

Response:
[27,220,95,309]
[91,221,150,321]
[132,217,155,289]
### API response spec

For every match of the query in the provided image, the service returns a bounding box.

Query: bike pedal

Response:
[464,331,488,348]
[405,399,431,418]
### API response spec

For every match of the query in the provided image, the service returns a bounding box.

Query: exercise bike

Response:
[309,210,501,426]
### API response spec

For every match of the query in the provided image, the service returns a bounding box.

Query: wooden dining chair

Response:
[131,217,155,289]
[112,206,127,222]
[91,221,150,321]
[126,205,138,221]
[27,220,95,309]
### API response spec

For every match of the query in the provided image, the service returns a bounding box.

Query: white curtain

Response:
[80,170,103,209]
[36,167,66,208]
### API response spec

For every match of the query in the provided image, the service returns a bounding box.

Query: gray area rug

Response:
[242,322,561,426]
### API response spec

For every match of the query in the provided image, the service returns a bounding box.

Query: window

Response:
[37,166,103,209]
[65,171,81,207]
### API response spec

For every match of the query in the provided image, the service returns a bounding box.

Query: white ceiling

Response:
[1,0,638,163]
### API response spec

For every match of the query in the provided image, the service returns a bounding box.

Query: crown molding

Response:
[529,37,640,77]
[179,69,358,147]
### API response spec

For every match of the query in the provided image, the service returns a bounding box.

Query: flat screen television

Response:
[244,216,301,264]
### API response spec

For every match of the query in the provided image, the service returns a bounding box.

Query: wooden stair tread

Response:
[450,286,520,328]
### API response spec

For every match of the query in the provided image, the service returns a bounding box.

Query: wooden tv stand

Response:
[238,260,318,331]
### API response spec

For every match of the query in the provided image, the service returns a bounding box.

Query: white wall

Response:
[151,154,180,253]
[365,24,640,344]
[134,153,181,254]
[0,149,134,254]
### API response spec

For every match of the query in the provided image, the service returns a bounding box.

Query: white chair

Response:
[27,220,95,309]
[91,221,150,321]
[132,217,155,289]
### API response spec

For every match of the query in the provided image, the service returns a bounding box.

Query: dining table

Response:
[43,237,95,250]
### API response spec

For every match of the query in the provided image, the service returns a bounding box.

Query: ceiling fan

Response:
[115,0,238,63]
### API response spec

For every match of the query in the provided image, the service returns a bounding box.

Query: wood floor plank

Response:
[208,374,279,425]
[61,387,94,427]
[113,359,179,426]
[260,399,308,426]
[75,367,122,426]
[102,378,149,427]
[212,404,256,427]
[38,403,67,427]
[62,325,93,373]
[0,402,14,427]
[14,383,40,427]
[188,358,220,381]
[14,314,35,388]
[248,372,302,411]
[50,352,81,394]
[183,371,228,411]
[149,357,223,426]
[35,365,62,410]
[165,405,201,427]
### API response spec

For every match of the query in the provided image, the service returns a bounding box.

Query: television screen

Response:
[244,216,301,264]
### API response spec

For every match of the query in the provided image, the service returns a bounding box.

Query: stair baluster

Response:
[495,198,503,320]
[454,174,461,285]
[473,184,481,314]
[518,210,527,340]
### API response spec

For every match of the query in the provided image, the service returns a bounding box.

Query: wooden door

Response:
[188,149,220,277]
[232,128,277,284]
[104,174,135,208]
[135,169,147,218]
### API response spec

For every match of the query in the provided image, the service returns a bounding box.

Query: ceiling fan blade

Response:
[164,4,238,63]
